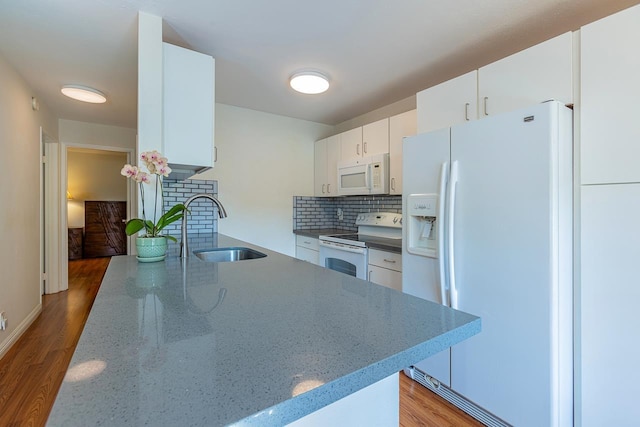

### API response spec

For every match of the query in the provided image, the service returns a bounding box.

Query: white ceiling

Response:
[1,0,638,128]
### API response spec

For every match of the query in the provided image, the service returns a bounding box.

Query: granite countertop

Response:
[49,233,479,426]
[293,229,402,254]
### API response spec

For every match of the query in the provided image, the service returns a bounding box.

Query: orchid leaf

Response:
[125,219,145,236]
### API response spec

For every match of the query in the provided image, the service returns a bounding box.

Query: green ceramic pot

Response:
[135,236,168,262]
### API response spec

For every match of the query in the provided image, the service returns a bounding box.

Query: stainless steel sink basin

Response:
[194,247,267,262]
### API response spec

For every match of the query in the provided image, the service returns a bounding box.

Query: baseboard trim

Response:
[0,303,42,360]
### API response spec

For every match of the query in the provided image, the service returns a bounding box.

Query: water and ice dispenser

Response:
[406,194,439,258]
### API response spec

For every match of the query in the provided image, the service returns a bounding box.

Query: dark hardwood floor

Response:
[0,257,480,426]
[0,258,109,427]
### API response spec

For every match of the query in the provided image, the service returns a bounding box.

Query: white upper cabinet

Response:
[478,32,573,117]
[581,4,640,185]
[163,43,215,169]
[314,138,328,197]
[326,135,340,196]
[417,70,478,133]
[417,32,573,133]
[340,127,363,160]
[389,109,417,194]
[362,118,389,156]
[314,135,341,197]
[340,119,389,160]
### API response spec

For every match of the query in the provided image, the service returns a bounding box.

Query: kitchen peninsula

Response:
[48,234,479,426]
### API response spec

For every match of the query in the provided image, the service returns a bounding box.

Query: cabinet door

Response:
[417,70,478,133]
[340,127,363,160]
[478,32,572,118]
[362,118,389,156]
[314,138,328,196]
[163,43,215,168]
[389,110,416,195]
[326,135,341,196]
[581,5,640,185]
[368,265,402,291]
[581,183,640,425]
[296,246,319,265]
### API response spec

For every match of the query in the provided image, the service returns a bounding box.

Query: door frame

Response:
[41,128,63,295]
[59,142,135,279]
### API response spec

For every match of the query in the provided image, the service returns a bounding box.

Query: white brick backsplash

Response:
[292,195,402,231]
[163,178,218,234]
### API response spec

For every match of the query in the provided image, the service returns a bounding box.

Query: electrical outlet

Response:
[0,312,7,331]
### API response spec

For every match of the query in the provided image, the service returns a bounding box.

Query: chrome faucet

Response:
[180,193,227,258]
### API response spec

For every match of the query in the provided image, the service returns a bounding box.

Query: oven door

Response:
[318,240,368,280]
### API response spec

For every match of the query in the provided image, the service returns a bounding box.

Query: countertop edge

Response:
[240,317,481,426]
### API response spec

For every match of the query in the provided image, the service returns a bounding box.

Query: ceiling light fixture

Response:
[61,85,107,104]
[289,71,329,94]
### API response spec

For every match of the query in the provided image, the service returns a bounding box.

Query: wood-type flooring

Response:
[0,257,481,426]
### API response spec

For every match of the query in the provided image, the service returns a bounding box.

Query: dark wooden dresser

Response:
[68,227,84,260]
[83,201,127,258]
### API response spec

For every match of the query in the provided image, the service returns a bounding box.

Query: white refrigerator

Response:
[402,101,573,427]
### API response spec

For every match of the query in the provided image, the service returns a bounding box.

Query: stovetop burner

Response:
[318,212,402,248]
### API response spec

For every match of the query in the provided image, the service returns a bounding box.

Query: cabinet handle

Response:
[304,240,311,244]
[364,142,368,153]
[356,143,360,155]
[483,97,489,116]
[214,146,218,162]
[322,184,326,194]
[383,259,397,264]
[368,270,373,281]
[391,177,396,191]
[327,184,331,194]
[465,103,470,121]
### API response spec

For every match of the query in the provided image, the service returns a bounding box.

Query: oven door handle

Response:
[319,240,367,254]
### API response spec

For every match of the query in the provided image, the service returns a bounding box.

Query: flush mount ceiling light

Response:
[61,85,107,103]
[289,71,329,94]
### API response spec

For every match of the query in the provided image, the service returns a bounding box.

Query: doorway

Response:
[66,147,131,260]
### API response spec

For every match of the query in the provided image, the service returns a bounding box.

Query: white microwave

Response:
[337,153,389,196]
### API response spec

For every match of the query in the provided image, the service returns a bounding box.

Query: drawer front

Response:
[368,265,402,292]
[296,235,319,251]
[368,249,402,272]
[296,246,319,265]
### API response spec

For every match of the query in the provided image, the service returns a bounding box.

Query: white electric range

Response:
[318,212,402,280]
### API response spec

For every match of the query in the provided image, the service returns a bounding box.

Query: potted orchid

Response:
[121,150,186,261]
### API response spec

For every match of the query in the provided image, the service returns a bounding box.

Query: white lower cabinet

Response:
[580,183,640,426]
[295,235,319,265]
[368,249,402,291]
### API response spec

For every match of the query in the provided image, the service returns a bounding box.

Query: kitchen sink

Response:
[194,247,267,262]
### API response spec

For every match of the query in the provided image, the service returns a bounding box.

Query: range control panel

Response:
[355,212,402,229]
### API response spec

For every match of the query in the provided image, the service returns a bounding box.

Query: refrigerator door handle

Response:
[448,160,459,309]
[438,161,449,306]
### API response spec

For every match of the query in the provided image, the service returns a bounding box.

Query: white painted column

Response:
[136,12,164,224]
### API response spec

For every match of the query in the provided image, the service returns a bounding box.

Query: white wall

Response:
[332,95,415,133]
[59,119,136,149]
[0,52,58,357]
[194,104,332,256]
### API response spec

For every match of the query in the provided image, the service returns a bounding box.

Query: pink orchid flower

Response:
[120,164,138,178]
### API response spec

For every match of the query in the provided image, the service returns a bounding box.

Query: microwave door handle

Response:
[366,164,372,192]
